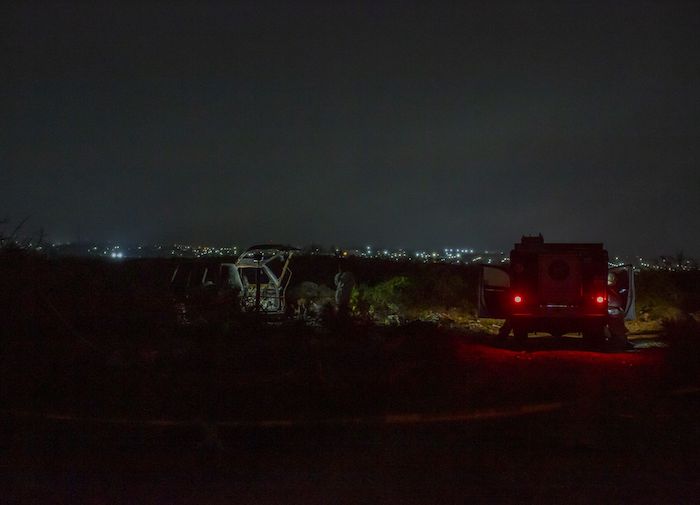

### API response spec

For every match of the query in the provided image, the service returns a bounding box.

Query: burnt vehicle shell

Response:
[170,261,243,325]
[478,235,635,339]
[235,244,298,315]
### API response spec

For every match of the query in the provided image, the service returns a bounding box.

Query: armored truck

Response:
[478,235,635,341]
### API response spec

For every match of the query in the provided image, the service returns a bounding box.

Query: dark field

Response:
[2,253,700,503]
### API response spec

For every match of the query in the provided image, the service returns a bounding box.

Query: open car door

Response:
[608,265,636,320]
[478,265,511,318]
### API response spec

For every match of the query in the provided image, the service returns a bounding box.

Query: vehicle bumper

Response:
[510,315,606,334]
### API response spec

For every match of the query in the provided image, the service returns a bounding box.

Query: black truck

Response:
[478,235,635,342]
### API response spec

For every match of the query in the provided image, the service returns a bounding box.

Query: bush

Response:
[350,273,476,324]
[351,276,413,322]
[636,271,685,321]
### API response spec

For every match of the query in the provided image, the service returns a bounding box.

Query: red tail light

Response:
[513,295,523,304]
[596,295,605,304]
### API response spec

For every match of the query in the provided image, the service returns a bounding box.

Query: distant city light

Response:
[39,241,698,271]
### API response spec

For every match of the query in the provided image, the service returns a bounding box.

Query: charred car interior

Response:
[170,261,244,325]
[235,244,297,315]
[170,244,298,321]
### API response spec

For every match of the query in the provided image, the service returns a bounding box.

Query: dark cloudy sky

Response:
[2,1,699,255]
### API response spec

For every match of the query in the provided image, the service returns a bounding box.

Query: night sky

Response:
[2,1,699,255]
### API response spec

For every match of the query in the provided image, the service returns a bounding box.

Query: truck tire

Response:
[582,323,606,346]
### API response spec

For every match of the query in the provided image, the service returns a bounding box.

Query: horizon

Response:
[42,236,698,263]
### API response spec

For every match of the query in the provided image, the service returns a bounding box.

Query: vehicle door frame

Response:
[608,264,636,320]
[478,264,511,319]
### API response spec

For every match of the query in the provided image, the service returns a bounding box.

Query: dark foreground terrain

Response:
[3,392,699,505]
[2,323,700,504]
[2,254,700,503]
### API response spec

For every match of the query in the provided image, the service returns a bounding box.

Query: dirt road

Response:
[3,326,699,503]
[2,387,699,504]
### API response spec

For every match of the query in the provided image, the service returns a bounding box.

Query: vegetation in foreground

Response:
[1,250,699,422]
[2,248,700,340]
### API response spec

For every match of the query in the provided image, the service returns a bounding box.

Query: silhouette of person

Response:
[334,267,356,317]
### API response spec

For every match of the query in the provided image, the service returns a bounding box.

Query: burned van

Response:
[170,261,244,325]
[478,235,635,341]
[235,244,297,315]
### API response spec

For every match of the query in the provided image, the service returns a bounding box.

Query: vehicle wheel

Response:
[582,324,605,346]
[514,328,528,341]
[495,331,508,342]
[496,325,510,340]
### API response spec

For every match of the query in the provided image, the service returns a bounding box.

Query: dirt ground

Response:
[2,322,699,503]
[0,324,677,420]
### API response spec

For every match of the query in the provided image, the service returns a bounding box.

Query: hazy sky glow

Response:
[2,1,699,255]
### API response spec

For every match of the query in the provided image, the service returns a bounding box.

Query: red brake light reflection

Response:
[596,295,605,304]
[513,295,523,304]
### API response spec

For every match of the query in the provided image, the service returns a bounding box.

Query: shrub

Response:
[636,271,685,321]
[350,273,476,323]
[351,276,413,322]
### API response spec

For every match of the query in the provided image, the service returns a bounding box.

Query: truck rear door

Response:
[608,265,636,320]
[538,254,581,305]
[478,265,510,318]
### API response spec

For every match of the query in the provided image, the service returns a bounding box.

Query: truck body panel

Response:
[478,236,635,337]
